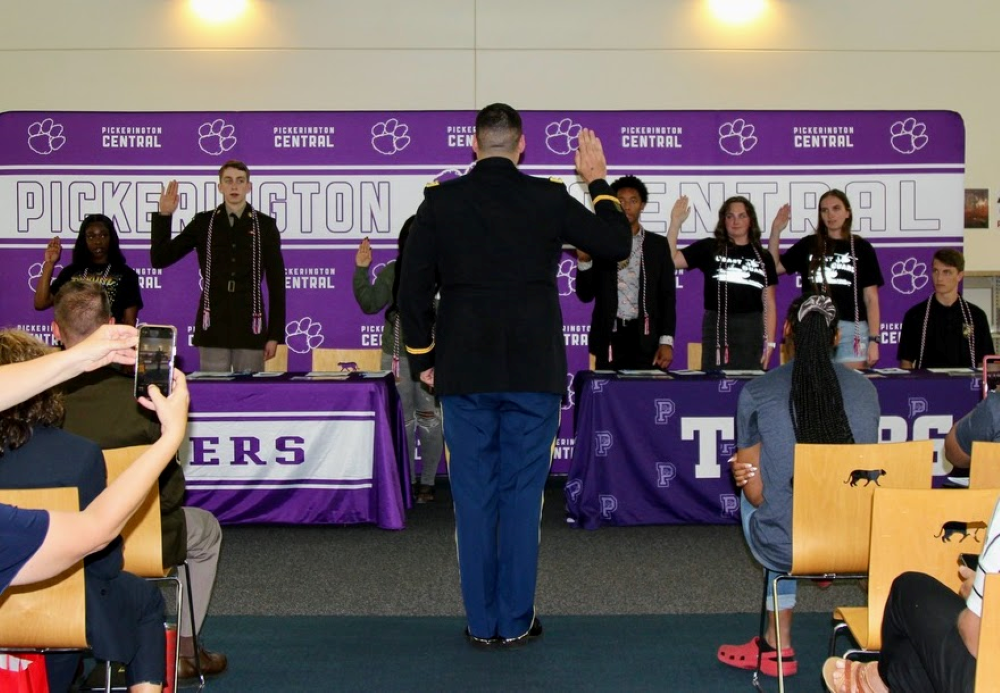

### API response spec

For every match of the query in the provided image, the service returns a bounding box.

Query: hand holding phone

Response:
[959,553,980,572]
[134,325,177,399]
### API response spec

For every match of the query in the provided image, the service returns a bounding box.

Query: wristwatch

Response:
[868,336,881,344]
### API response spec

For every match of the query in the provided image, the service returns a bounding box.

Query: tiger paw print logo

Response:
[370,260,391,284]
[198,119,237,156]
[545,118,582,155]
[285,318,325,354]
[371,118,411,155]
[563,372,576,411]
[433,164,474,183]
[27,261,62,291]
[557,258,576,297]
[890,258,929,295]
[719,119,757,156]
[890,118,929,155]
[27,118,66,155]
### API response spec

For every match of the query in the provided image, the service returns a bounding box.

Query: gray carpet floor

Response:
[209,481,866,619]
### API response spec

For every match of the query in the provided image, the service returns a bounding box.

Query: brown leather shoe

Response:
[177,647,228,678]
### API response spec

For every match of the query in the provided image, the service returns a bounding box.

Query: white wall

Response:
[2,0,995,186]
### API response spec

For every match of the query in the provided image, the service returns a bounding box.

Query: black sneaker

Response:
[500,617,544,647]
[463,627,501,648]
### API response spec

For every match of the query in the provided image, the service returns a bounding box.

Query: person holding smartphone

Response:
[0,329,189,693]
[823,495,1000,692]
[151,160,286,372]
[53,280,227,679]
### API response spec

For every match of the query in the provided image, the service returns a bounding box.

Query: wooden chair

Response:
[104,446,199,687]
[976,572,1000,692]
[0,488,112,691]
[264,344,289,372]
[970,440,1000,489]
[311,347,382,372]
[761,440,934,693]
[836,488,999,658]
[687,342,702,370]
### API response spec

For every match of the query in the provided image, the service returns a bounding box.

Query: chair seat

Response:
[838,607,872,650]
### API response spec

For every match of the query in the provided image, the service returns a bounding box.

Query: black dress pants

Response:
[879,571,976,693]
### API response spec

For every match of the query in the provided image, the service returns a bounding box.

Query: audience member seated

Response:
[718,295,880,677]
[52,280,227,679]
[33,213,144,326]
[944,389,1000,473]
[822,494,999,692]
[0,323,186,597]
[0,330,166,693]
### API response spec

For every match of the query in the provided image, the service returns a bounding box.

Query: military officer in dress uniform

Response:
[399,103,631,647]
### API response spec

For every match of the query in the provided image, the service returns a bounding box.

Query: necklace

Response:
[82,264,111,280]
[916,295,976,369]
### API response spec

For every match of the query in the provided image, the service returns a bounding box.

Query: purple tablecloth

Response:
[183,373,409,528]
[565,370,981,529]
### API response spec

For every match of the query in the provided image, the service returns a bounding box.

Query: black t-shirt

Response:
[780,235,883,322]
[50,262,144,323]
[681,238,778,313]
[897,295,995,368]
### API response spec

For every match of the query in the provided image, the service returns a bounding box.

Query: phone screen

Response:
[960,553,980,572]
[135,325,176,398]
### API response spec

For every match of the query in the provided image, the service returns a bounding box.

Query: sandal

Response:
[822,657,887,693]
[717,636,797,677]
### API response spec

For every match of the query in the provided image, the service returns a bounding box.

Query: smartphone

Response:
[134,324,177,399]
[982,355,1000,399]
[959,553,980,572]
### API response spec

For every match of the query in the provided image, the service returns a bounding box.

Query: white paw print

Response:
[285,317,325,354]
[890,258,929,295]
[27,261,62,291]
[370,260,390,284]
[889,118,929,155]
[557,258,576,297]
[718,119,758,156]
[433,165,474,183]
[544,119,582,155]
[197,119,237,156]
[371,118,411,155]
[27,118,66,155]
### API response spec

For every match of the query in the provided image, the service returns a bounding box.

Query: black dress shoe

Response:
[463,627,501,648]
[500,617,543,647]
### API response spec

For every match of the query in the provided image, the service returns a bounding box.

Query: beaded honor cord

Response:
[916,294,976,369]
[201,207,264,334]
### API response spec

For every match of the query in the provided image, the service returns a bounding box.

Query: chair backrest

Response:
[311,348,382,372]
[789,441,934,575]
[687,342,702,370]
[864,487,999,651]
[976,572,1000,692]
[970,441,1000,489]
[264,344,289,372]
[0,487,88,648]
[103,445,166,578]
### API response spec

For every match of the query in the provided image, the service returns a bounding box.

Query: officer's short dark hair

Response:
[933,248,964,272]
[611,176,648,204]
[475,103,522,153]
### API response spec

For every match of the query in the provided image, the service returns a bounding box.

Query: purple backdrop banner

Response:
[0,110,965,472]
[567,371,980,528]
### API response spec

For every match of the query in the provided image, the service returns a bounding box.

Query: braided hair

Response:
[787,294,854,444]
